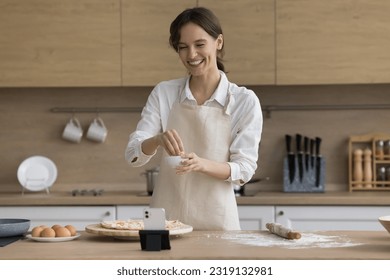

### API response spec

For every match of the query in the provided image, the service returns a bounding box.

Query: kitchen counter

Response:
[1,189,390,206]
[1,230,390,260]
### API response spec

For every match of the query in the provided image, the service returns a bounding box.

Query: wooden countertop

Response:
[2,230,390,260]
[1,190,390,206]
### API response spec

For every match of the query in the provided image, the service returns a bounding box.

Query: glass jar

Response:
[376,140,384,160]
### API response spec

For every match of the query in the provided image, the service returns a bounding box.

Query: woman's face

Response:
[177,22,223,77]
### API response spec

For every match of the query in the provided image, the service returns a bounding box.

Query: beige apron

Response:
[150,84,240,230]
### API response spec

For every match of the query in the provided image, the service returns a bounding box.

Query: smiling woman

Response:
[125,7,263,231]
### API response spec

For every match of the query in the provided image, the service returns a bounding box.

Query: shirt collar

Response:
[180,71,229,106]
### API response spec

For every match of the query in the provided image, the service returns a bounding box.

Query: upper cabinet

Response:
[121,0,194,86]
[276,0,390,85]
[0,0,121,87]
[199,0,275,85]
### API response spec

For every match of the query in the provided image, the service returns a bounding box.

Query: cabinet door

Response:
[275,206,388,231]
[0,206,115,230]
[0,0,121,87]
[238,206,274,230]
[121,0,194,86]
[200,0,275,85]
[277,0,390,85]
[116,205,148,220]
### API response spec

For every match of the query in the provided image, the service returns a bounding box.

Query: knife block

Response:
[283,157,325,192]
[139,230,171,251]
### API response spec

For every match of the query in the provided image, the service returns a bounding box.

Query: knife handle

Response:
[304,137,309,153]
[310,138,315,155]
[296,134,302,152]
[285,134,292,153]
[315,137,322,155]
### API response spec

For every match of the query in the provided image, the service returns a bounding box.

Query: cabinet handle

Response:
[278,211,284,216]
[104,211,111,217]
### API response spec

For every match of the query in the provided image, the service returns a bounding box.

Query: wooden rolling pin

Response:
[266,223,301,240]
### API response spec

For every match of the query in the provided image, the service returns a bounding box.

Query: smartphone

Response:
[143,207,166,230]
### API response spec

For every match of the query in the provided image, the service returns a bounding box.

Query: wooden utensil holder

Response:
[348,133,390,192]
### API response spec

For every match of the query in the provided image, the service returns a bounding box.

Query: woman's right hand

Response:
[156,129,184,156]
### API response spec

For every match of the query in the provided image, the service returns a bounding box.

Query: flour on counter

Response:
[219,232,363,249]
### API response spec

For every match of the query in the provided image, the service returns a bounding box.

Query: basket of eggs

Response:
[27,224,80,242]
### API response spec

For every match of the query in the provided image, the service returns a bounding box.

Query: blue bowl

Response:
[0,219,31,237]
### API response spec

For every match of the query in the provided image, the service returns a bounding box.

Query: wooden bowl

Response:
[378,216,390,234]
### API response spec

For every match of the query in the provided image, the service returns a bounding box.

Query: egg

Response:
[31,226,45,237]
[51,224,62,230]
[54,227,71,237]
[65,225,77,236]
[40,227,56,238]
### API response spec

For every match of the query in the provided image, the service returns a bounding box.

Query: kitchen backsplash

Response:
[1,84,389,193]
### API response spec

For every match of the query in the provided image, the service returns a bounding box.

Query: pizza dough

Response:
[100,219,184,230]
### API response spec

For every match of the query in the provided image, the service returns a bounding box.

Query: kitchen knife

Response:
[310,138,315,168]
[315,137,322,187]
[304,136,309,172]
[296,134,304,182]
[285,134,295,184]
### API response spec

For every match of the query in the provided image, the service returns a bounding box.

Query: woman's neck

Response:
[189,69,221,105]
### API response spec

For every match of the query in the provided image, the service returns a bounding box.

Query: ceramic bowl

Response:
[378,216,390,234]
[165,156,183,168]
[0,219,31,237]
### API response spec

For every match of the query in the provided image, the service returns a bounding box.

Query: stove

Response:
[71,189,104,197]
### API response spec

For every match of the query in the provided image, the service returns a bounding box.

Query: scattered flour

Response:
[219,232,363,249]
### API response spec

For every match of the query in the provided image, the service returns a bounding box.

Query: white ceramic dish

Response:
[17,156,57,191]
[85,223,193,240]
[26,233,81,242]
[165,156,183,168]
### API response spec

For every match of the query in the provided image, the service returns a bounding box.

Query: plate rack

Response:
[348,133,390,192]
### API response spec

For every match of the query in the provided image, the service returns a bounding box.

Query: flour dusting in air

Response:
[220,232,362,249]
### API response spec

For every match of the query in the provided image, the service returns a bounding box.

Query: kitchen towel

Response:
[0,235,24,247]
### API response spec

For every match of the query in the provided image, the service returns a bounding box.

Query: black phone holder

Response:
[139,230,171,251]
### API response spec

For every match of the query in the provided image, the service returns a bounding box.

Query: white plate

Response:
[26,233,81,242]
[17,156,57,191]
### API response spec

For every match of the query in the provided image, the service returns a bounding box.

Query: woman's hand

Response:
[176,152,231,180]
[156,129,184,156]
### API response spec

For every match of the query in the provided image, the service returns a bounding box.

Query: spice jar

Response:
[377,166,386,187]
[376,140,384,160]
[384,140,390,157]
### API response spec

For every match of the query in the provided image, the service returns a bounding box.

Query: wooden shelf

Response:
[349,133,390,192]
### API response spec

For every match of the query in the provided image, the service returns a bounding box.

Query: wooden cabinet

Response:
[121,0,194,86]
[275,206,387,231]
[0,0,121,87]
[237,206,274,230]
[200,0,275,85]
[276,0,390,85]
[0,206,116,230]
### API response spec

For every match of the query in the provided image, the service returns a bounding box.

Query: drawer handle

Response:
[278,211,284,216]
[104,211,111,217]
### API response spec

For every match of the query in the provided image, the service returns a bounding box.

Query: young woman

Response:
[125,7,263,230]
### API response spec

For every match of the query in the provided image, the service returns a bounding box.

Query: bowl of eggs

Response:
[27,224,80,242]
[378,216,390,234]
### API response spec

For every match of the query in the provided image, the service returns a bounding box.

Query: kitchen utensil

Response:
[17,156,57,192]
[266,223,301,240]
[285,134,295,184]
[310,138,315,168]
[0,219,30,238]
[62,116,83,143]
[296,134,304,182]
[378,216,390,234]
[304,136,310,172]
[234,177,269,196]
[315,137,322,187]
[85,223,193,240]
[86,116,108,143]
[141,167,159,195]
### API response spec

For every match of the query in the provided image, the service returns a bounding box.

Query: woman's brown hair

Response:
[169,7,225,72]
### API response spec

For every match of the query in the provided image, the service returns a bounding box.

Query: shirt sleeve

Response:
[226,91,263,186]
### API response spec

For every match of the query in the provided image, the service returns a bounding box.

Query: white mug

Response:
[86,117,107,143]
[62,117,83,143]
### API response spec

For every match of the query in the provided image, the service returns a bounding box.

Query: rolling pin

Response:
[266,223,301,240]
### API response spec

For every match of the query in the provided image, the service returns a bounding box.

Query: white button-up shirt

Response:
[125,71,263,186]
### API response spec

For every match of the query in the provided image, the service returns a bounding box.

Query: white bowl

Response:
[378,216,390,234]
[165,156,183,168]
